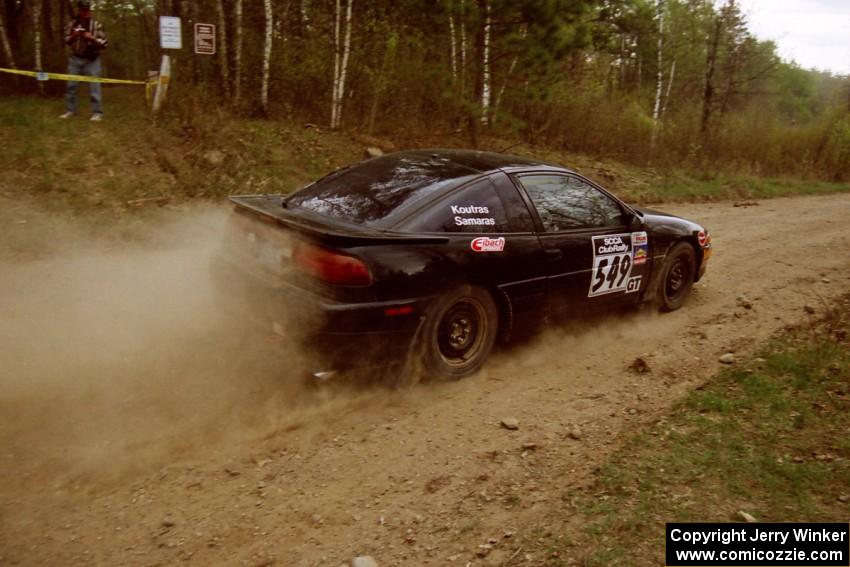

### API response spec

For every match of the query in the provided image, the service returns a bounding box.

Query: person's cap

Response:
[77,1,92,10]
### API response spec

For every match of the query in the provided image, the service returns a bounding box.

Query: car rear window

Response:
[285,154,478,228]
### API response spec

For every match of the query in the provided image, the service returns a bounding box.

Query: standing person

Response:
[60,1,108,121]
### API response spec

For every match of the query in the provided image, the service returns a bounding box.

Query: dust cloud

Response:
[0,204,328,487]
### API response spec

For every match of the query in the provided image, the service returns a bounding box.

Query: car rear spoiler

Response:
[230,195,450,246]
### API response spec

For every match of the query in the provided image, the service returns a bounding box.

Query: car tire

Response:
[657,242,696,312]
[418,285,499,381]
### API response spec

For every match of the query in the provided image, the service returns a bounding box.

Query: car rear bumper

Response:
[210,256,430,373]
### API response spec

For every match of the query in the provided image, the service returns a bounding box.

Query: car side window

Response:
[516,174,626,232]
[404,178,514,233]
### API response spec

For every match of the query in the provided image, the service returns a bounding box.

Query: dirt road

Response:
[1,193,849,566]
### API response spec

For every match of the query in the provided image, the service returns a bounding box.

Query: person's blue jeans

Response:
[65,55,103,115]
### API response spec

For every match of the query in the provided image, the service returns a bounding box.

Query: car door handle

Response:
[544,248,563,262]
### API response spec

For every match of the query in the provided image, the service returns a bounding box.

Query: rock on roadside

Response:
[737,511,757,523]
[719,353,735,364]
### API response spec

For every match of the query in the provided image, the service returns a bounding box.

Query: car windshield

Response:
[285,154,478,228]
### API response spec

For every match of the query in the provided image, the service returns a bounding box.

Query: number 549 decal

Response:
[589,234,633,297]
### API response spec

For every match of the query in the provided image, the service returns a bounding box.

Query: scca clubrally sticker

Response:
[589,233,633,297]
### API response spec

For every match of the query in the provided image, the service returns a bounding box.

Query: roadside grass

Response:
[529,297,850,566]
[482,143,850,205]
[648,171,850,203]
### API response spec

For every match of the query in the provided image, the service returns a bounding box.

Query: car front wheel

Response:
[657,242,696,312]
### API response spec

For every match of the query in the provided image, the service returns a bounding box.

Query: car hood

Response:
[635,206,706,234]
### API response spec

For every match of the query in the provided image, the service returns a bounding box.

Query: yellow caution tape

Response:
[0,67,155,85]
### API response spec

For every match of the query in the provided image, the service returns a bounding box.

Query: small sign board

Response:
[194,23,216,55]
[159,16,182,50]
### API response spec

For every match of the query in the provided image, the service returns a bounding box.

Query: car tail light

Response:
[384,305,414,317]
[293,242,372,286]
[698,230,711,247]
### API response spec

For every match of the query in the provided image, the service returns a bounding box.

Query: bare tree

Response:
[701,14,723,135]
[216,0,230,99]
[447,1,457,83]
[234,0,243,103]
[479,0,491,125]
[0,6,16,68]
[493,24,526,124]
[459,0,467,93]
[331,0,353,129]
[651,0,665,150]
[301,0,311,31]
[661,59,675,117]
[331,0,341,127]
[33,0,43,93]
[338,0,353,127]
[261,0,272,115]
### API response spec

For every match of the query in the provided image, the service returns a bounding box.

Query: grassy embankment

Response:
[3,92,848,210]
[525,296,850,566]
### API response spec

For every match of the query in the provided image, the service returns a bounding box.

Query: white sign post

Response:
[194,23,216,55]
[152,55,171,115]
[153,16,180,115]
[159,16,182,50]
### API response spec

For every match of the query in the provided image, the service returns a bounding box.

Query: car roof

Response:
[392,149,569,175]
[283,149,577,231]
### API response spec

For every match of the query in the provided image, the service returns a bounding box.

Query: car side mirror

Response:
[627,211,643,230]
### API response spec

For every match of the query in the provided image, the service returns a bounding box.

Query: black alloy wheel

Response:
[658,241,696,312]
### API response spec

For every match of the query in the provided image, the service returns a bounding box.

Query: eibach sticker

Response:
[588,234,633,297]
[632,231,648,266]
[470,236,505,252]
[698,230,709,247]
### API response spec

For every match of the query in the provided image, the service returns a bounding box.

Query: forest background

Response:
[1,0,848,182]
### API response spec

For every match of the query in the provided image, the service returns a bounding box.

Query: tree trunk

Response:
[661,59,675,118]
[651,0,664,123]
[301,0,311,32]
[261,0,272,116]
[479,0,490,126]
[0,6,15,68]
[336,0,353,129]
[132,0,153,70]
[650,0,665,150]
[215,0,230,99]
[459,0,467,97]
[331,0,341,128]
[493,25,525,125]
[368,34,395,134]
[701,15,722,135]
[234,0,243,103]
[33,0,43,93]
[331,0,353,129]
[448,3,456,83]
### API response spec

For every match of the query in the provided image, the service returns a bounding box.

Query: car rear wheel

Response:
[419,285,498,381]
[657,242,696,312]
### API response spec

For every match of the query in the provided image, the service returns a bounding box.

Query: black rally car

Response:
[213,150,711,380]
